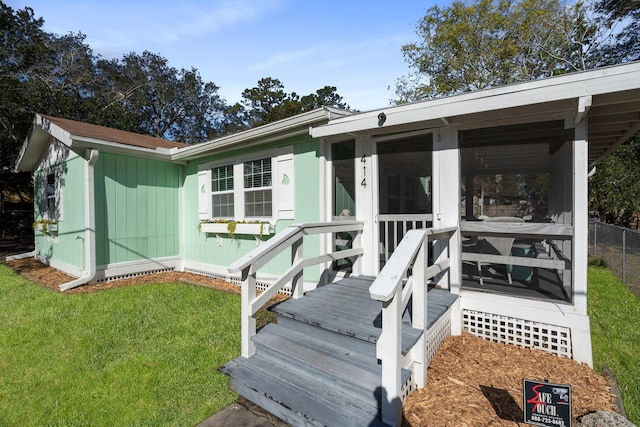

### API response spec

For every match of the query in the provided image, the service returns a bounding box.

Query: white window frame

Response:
[198,146,294,222]
[42,166,63,221]
[210,164,235,219]
[242,157,273,219]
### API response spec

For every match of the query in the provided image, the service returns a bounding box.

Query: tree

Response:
[240,77,296,127]
[591,0,640,65]
[238,78,351,129]
[300,86,351,112]
[589,136,640,227]
[0,1,353,168]
[30,32,101,120]
[97,51,226,142]
[396,0,602,101]
[0,2,50,169]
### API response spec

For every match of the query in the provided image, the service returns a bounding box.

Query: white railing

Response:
[228,221,364,358]
[378,214,433,265]
[460,221,572,277]
[369,226,459,427]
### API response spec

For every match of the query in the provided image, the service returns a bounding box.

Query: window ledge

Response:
[200,222,273,236]
[34,221,58,234]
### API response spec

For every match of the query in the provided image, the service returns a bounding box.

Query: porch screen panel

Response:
[211,165,234,218]
[377,136,433,215]
[377,135,433,266]
[244,158,272,217]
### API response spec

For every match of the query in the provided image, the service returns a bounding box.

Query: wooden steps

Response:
[221,276,458,426]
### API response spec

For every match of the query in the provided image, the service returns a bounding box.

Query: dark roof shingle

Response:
[41,114,187,150]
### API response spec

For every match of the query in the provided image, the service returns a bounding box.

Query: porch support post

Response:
[355,136,375,275]
[433,127,461,289]
[572,116,593,366]
[573,118,589,315]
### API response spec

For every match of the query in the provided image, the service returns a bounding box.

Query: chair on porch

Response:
[467,216,524,285]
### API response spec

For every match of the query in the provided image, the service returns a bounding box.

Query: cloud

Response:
[38,0,286,55]
[247,32,409,73]
[247,43,330,72]
[157,0,286,43]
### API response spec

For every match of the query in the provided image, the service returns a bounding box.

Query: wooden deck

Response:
[221,275,458,427]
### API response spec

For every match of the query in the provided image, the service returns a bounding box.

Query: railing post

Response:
[449,228,461,295]
[412,235,428,389]
[241,266,257,358]
[379,289,403,427]
[291,237,304,299]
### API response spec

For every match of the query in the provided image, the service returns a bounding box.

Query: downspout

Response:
[60,149,99,291]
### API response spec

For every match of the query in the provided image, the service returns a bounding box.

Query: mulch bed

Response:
[2,257,621,426]
[403,334,617,426]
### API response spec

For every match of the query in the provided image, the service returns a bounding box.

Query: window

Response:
[244,158,272,217]
[43,168,61,220]
[199,150,291,222]
[211,165,234,218]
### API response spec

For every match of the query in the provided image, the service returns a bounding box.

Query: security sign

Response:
[523,379,571,427]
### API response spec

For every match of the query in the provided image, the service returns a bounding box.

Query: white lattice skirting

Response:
[95,267,175,283]
[425,306,454,366]
[401,304,455,401]
[183,267,293,295]
[462,309,572,358]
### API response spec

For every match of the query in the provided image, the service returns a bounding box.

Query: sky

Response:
[7,0,436,112]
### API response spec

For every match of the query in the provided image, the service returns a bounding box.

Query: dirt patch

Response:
[3,257,620,426]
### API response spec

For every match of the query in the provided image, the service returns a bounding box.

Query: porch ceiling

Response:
[587,88,640,166]
[459,121,571,174]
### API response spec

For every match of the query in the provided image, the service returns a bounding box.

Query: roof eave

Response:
[15,124,52,172]
[172,107,351,161]
[70,136,178,162]
[311,62,640,138]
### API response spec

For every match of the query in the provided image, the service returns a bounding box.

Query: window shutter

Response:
[197,169,211,220]
[276,146,294,220]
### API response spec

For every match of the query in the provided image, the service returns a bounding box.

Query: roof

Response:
[16,107,351,171]
[39,115,187,150]
[311,61,640,168]
[15,114,187,171]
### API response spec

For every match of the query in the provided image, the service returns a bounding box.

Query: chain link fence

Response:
[588,221,640,296]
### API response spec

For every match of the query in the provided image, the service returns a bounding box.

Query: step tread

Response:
[253,324,412,395]
[222,354,385,427]
[256,323,376,373]
[270,282,459,355]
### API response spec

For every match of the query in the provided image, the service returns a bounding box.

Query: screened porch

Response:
[342,120,577,304]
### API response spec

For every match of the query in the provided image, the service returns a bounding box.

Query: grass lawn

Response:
[588,265,640,424]
[0,264,239,426]
[1,261,638,425]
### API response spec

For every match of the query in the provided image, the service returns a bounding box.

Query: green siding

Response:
[94,153,180,266]
[34,155,87,270]
[182,135,323,280]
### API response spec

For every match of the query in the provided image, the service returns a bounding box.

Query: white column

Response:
[573,119,589,316]
[572,117,593,367]
[432,127,459,228]
[432,127,461,289]
[355,136,376,275]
